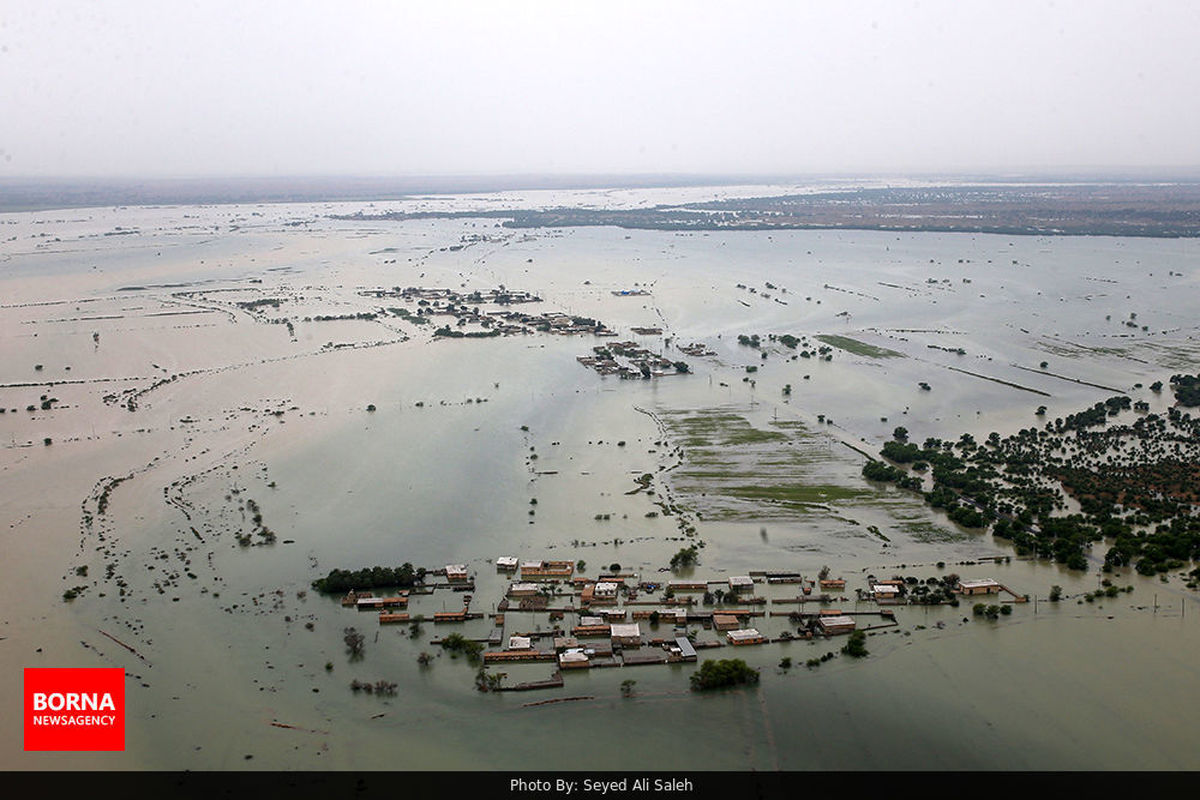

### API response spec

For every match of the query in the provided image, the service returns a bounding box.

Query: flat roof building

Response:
[610,622,642,647]
[729,576,754,592]
[727,628,765,645]
[713,613,740,631]
[817,615,857,635]
[959,578,1001,595]
[559,650,590,668]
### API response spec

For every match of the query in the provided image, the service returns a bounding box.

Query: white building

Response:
[727,628,765,645]
[610,622,642,647]
[729,575,754,592]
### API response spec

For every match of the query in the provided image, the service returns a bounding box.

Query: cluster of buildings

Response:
[332,557,1020,687]
[358,285,620,337]
[576,342,688,379]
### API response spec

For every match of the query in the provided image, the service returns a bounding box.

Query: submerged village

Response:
[316,556,1028,693]
[278,280,1200,695]
[7,188,1200,770]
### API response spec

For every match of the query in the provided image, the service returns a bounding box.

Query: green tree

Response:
[690,659,760,691]
[841,630,868,658]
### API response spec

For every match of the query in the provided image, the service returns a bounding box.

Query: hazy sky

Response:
[2,1,1198,178]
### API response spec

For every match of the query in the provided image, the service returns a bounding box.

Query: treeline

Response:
[433,326,501,338]
[861,390,1200,575]
[312,563,426,594]
[1171,373,1200,406]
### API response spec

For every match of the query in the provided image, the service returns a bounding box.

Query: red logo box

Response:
[24,668,125,751]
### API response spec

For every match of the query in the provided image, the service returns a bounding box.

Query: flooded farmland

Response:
[3,186,1200,770]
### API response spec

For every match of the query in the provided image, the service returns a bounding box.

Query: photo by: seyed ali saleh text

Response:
[510,777,694,795]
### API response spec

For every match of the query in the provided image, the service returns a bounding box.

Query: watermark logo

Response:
[24,668,125,751]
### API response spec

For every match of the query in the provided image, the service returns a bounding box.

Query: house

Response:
[958,578,1001,595]
[659,609,687,625]
[817,615,857,635]
[667,580,708,593]
[594,582,619,600]
[672,637,698,662]
[726,628,765,646]
[507,582,540,597]
[574,616,609,637]
[507,635,532,650]
[445,564,469,583]
[610,623,642,648]
[819,578,846,590]
[573,623,611,638]
[496,556,519,571]
[728,576,754,593]
[341,590,372,607]
[520,560,575,579]
[712,614,740,631]
[872,584,902,602]
[356,595,407,610]
[559,649,590,669]
[594,608,627,621]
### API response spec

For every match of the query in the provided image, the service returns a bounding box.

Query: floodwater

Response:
[2,186,1199,770]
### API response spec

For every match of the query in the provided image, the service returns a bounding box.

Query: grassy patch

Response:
[661,410,787,447]
[1137,341,1200,370]
[816,334,904,359]
[659,406,877,522]
[723,484,870,504]
[897,519,970,543]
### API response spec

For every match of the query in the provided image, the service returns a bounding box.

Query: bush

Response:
[690,659,760,691]
[440,633,483,665]
[841,630,868,658]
